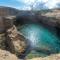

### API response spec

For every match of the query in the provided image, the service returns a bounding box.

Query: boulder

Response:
[0,49,18,60]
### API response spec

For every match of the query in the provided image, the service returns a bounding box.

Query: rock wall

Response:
[0,16,31,59]
[0,6,19,16]
[6,25,31,58]
[27,54,60,60]
[0,49,18,60]
[0,33,6,50]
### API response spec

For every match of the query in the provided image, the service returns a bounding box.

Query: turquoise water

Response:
[18,23,60,55]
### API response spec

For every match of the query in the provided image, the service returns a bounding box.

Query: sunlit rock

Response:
[0,49,18,60]
[0,16,31,59]
[6,25,31,58]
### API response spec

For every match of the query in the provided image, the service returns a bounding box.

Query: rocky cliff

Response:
[6,25,31,58]
[0,6,19,16]
[27,53,60,60]
[0,49,18,60]
[0,16,31,59]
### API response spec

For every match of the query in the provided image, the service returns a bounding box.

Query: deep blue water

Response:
[19,23,60,55]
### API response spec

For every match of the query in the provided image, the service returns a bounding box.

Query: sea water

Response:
[18,23,60,56]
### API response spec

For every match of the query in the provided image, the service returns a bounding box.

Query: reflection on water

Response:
[18,23,60,56]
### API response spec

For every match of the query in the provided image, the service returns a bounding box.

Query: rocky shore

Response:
[0,49,18,60]
[0,48,60,60]
[0,16,31,60]
[27,54,60,60]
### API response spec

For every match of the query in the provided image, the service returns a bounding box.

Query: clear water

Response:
[18,23,60,55]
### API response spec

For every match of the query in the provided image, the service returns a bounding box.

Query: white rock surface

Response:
[0,49,18,60]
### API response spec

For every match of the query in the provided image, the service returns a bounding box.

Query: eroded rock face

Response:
[0,17,6,33]
[0,16,15,50]
[6,25,31,58]
[0,33,6,50]
[0,16,31,59]
[0,49,18,60]
[27,54,60,60]
[0,16,15,33]
[0,6,19,16]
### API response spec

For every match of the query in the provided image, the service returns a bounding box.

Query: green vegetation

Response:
[26,51,47,59]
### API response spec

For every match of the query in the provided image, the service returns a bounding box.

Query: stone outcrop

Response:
[6,25,31,58]
[0,6,19,16]
[27,54,60,60]
[7,26,27,55]
[0,33,6,50]
[0,16,31,59]
[0,16,15,33]
[0,49,18,60]
[5,17,30,58]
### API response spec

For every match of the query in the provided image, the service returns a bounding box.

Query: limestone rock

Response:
[0,17,6,33]
[6,25,31,58]
[3,16,14,29]
[27,54,60,60]
[0,33,6,50]
[0,16,16,50]
[0,49,18,60]
[0,16,15,33]
[0,16,31,58]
